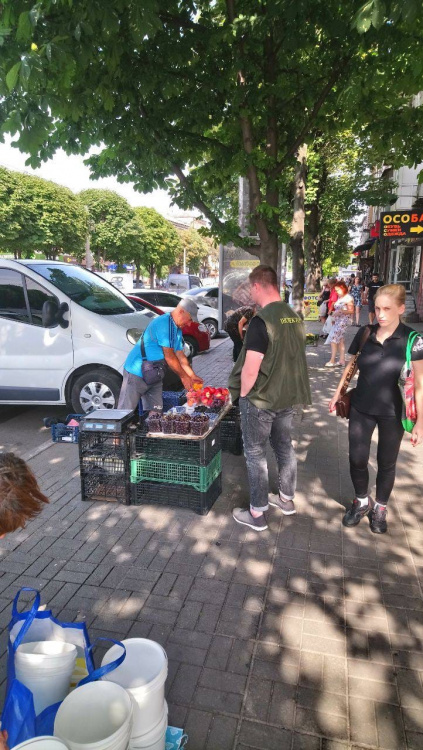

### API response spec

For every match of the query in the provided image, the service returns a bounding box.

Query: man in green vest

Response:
[228,265,311,531]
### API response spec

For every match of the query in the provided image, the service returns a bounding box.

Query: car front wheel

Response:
[70,369,122,413]
[203,318,218,339]
[183,336,199,357]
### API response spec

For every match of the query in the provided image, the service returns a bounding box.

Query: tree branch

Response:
[272,58,351,177]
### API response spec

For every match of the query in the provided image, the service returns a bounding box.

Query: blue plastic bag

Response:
[1,587,97,748]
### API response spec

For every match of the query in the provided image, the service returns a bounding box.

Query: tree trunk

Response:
[136,263,141,285]
[306,163,327,291]
[290,145,307,317]
[149,264,155,289]
[306,200,321,292]
[258,233,279,270]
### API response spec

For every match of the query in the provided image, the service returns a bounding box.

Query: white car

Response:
[181,286,218,309]
[133,289,220,339]
[0,260,188,412]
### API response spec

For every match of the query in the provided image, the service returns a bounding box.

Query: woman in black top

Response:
[329,284,423,534]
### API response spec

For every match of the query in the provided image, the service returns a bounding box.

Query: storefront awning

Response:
[353,238,376,255]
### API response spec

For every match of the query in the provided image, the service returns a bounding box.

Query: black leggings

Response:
[348,406,404,505]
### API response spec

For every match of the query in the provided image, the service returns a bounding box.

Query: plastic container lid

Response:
[101,639,168,691]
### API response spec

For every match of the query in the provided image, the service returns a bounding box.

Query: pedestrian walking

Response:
[327,277,339,314]
[224,305,256,362]
[118,298,203,413]
[0,453,49,537]
[365,272,384,324]
[324,281,354,367]
[350,275,364,326]
[317,282,331,326]
[329,284,423,534]
[228,265,311,531]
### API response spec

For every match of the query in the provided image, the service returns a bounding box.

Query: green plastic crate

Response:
[130,451,221,491]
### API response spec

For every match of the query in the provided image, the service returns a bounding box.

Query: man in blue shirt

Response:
[118,298,203,412]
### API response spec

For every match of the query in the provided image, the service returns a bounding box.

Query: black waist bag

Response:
[140,336,166,385]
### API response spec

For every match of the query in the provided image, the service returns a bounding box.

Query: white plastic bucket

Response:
[16,641,77,667]
[129,703,168,750]
[16,649,76,716]
[101,639,167,737]
[54,681,133,750]
[14,738,69,750]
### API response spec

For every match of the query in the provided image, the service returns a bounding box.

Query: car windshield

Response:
[26,264,135,315]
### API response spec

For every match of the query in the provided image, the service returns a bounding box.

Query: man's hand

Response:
[0,729,9,750]
[192,375,204,387]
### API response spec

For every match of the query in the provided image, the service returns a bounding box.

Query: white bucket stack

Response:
[54,681,133,750]
[101,638,168,750]
[15,641,77,715]
[14,738,69,750]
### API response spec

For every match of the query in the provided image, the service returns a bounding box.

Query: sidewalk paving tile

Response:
[2,319,423,749]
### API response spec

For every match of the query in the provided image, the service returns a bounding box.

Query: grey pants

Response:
[118,369,163,412]
[239,397,297,511]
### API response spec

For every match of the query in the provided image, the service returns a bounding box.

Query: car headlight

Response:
[198,324,207,332]
[126,328,144,345]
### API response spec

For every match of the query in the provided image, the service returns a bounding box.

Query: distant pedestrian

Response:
[317,282,331,325]
[329,284,423,534]
[350,276,364,326]
[228,265,311,531]
[365,272,384,324]
[327,278,339,314]
[224,305,256,362]
[0,453,49,537]
[324,281,354,367]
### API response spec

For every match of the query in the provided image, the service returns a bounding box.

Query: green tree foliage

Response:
[79,189,136,267]
[1,0,423,274]
[305,134,397,289]
[0,166,86,258]
[175,228,210,274]
[133,207,181,287]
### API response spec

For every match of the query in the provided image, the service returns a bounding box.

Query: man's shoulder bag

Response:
[140,334,166,386]
[335,326,371,419]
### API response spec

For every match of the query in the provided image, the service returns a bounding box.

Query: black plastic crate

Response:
[221,406,243,455]
[80,471,131,504]
[130,474,222,515]
[79,431,130,459]
[131,423,221,466]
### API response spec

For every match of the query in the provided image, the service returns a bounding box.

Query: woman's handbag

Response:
[335,326,371,419]
[140,335,166,385]
[398,331,420,433]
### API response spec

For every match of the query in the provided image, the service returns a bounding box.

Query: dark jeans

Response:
[239,397,297,511]
[349,406,404,505]
[232,338,244,362]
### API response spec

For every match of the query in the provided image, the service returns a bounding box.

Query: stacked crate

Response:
[130,424,222,515]
[220,405,243,455]
[79,430,132,504]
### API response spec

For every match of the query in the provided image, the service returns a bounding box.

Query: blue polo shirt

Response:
[124,313,184,377]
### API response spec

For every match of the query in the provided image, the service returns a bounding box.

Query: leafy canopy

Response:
[1,0,423,266]
[0,166,86,258]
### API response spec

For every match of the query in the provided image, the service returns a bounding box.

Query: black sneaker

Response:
[232,508,268,531]
[342,498,370,527]
[369,504,388,534]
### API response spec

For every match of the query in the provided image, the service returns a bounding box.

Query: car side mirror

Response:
[42,300,69,329]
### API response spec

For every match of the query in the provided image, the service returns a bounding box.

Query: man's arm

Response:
[240,350,264,397]
[176,350,203,384]
[163,347,194,390]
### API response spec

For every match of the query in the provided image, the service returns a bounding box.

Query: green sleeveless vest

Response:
[228,301,312,411]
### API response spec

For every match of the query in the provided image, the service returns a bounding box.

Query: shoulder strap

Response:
[340,326,371,396]
[140,333,147,360]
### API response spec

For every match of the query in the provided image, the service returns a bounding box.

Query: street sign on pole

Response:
[380,210,423,239]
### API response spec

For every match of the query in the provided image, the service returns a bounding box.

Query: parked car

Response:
[133,289,220,339]
[165,273,202,293]
[181,286,218,308]
[0,260,189,413]
[127,294,210,357]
